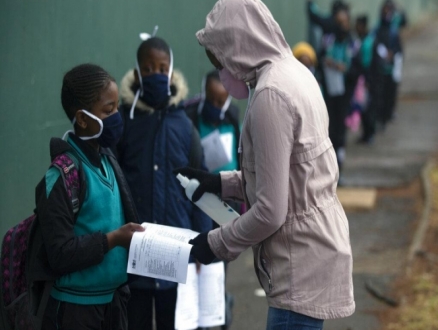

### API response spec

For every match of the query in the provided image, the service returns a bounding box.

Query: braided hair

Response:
[61,64,115,121]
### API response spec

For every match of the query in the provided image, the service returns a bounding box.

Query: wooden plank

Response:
[337,188,377,210]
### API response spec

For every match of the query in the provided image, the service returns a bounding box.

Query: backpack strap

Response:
[49,137,84,215]
[51,153,81,214]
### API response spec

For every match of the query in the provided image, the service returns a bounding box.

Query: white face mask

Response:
[72,109,103,140]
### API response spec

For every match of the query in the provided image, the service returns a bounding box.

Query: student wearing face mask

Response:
[176,0,355,329]
[36,64,145,329]
[116,37,212,330]
[320,8,361,178]
[185,70,240,173]
[372,0,406,130]
[306,0,350,53]
[184,70,240,330]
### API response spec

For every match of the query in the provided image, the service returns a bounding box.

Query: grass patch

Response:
[382,164,438,330]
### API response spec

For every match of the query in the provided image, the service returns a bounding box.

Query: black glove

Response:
[173,167,221,202]
[189,232,217,265]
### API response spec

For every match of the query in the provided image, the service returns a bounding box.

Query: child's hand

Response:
[107,223,145,250]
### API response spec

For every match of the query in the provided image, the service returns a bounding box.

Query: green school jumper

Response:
[47,137,127,305]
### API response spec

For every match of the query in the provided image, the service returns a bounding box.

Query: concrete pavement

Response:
[224,18,438,330]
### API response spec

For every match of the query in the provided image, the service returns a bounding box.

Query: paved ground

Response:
[224,19,438,330]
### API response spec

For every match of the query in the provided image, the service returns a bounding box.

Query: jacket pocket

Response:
[289,206,353,305]
[253,243,272,293]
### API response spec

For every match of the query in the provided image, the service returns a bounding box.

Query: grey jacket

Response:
[197,0,355,320]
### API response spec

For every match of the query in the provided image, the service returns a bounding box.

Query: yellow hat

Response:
[292,42,317,66]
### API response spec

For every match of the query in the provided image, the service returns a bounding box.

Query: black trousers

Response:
[379,74,398,126]
[362,74,398,141]
[326,94,350,169]
[361,91,378,142]
[42,285,130,330]
[127,287,177,330]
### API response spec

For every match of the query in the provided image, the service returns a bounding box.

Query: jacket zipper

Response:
[152,109,163,225]
[262,259,272,292]
[153,109,164,291]
[257,245,272,292]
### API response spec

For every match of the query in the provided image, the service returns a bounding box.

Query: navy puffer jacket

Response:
[116,69,212,290]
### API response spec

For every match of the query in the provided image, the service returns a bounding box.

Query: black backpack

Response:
[0,138,84,330]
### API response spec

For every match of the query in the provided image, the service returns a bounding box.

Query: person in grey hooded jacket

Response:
[178,0,355,329]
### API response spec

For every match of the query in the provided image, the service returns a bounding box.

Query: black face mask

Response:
[201,100,224,125]
[335,25,350,40]
[380,12,393,26]
[139,74,170,109]
[75,110,124,148]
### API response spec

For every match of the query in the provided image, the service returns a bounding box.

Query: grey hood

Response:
[196,0,291,84]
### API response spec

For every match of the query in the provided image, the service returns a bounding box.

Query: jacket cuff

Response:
[220,171,244,202]
[207,228,238,262]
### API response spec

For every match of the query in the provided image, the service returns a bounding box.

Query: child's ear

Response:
[75,111,88,129]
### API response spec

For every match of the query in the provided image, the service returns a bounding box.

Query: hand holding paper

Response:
[127,223,199,284]
[189,232,217,265]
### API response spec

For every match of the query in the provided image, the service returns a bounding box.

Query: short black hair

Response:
[137,37,171,63]
[205,69,220,87]
[61,64,115,121]
[332,0,349,15]
[356,15,368,26]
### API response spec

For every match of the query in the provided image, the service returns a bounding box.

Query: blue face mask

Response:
[202,100,223,124]
[139,74,170,109]
[98,111,124,148]
[74,110,124,148]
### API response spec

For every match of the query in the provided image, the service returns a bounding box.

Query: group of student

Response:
[28,0,405,330]
[35,31,239,330]
[292,0,407,181]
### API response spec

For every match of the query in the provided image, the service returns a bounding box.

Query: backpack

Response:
[0,138,83,330]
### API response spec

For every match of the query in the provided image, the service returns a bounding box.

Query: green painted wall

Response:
[0,0,436,236]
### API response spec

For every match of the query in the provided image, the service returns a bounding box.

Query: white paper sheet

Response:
[174,264,199,330]
[324,66,345,97]
[175,262,226,329]
[392,53,403,83]
[127,223,199,284]
[377,43,389,59]
[201,129,232,172]
[198,262,226,327]
[220,133,233,165]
